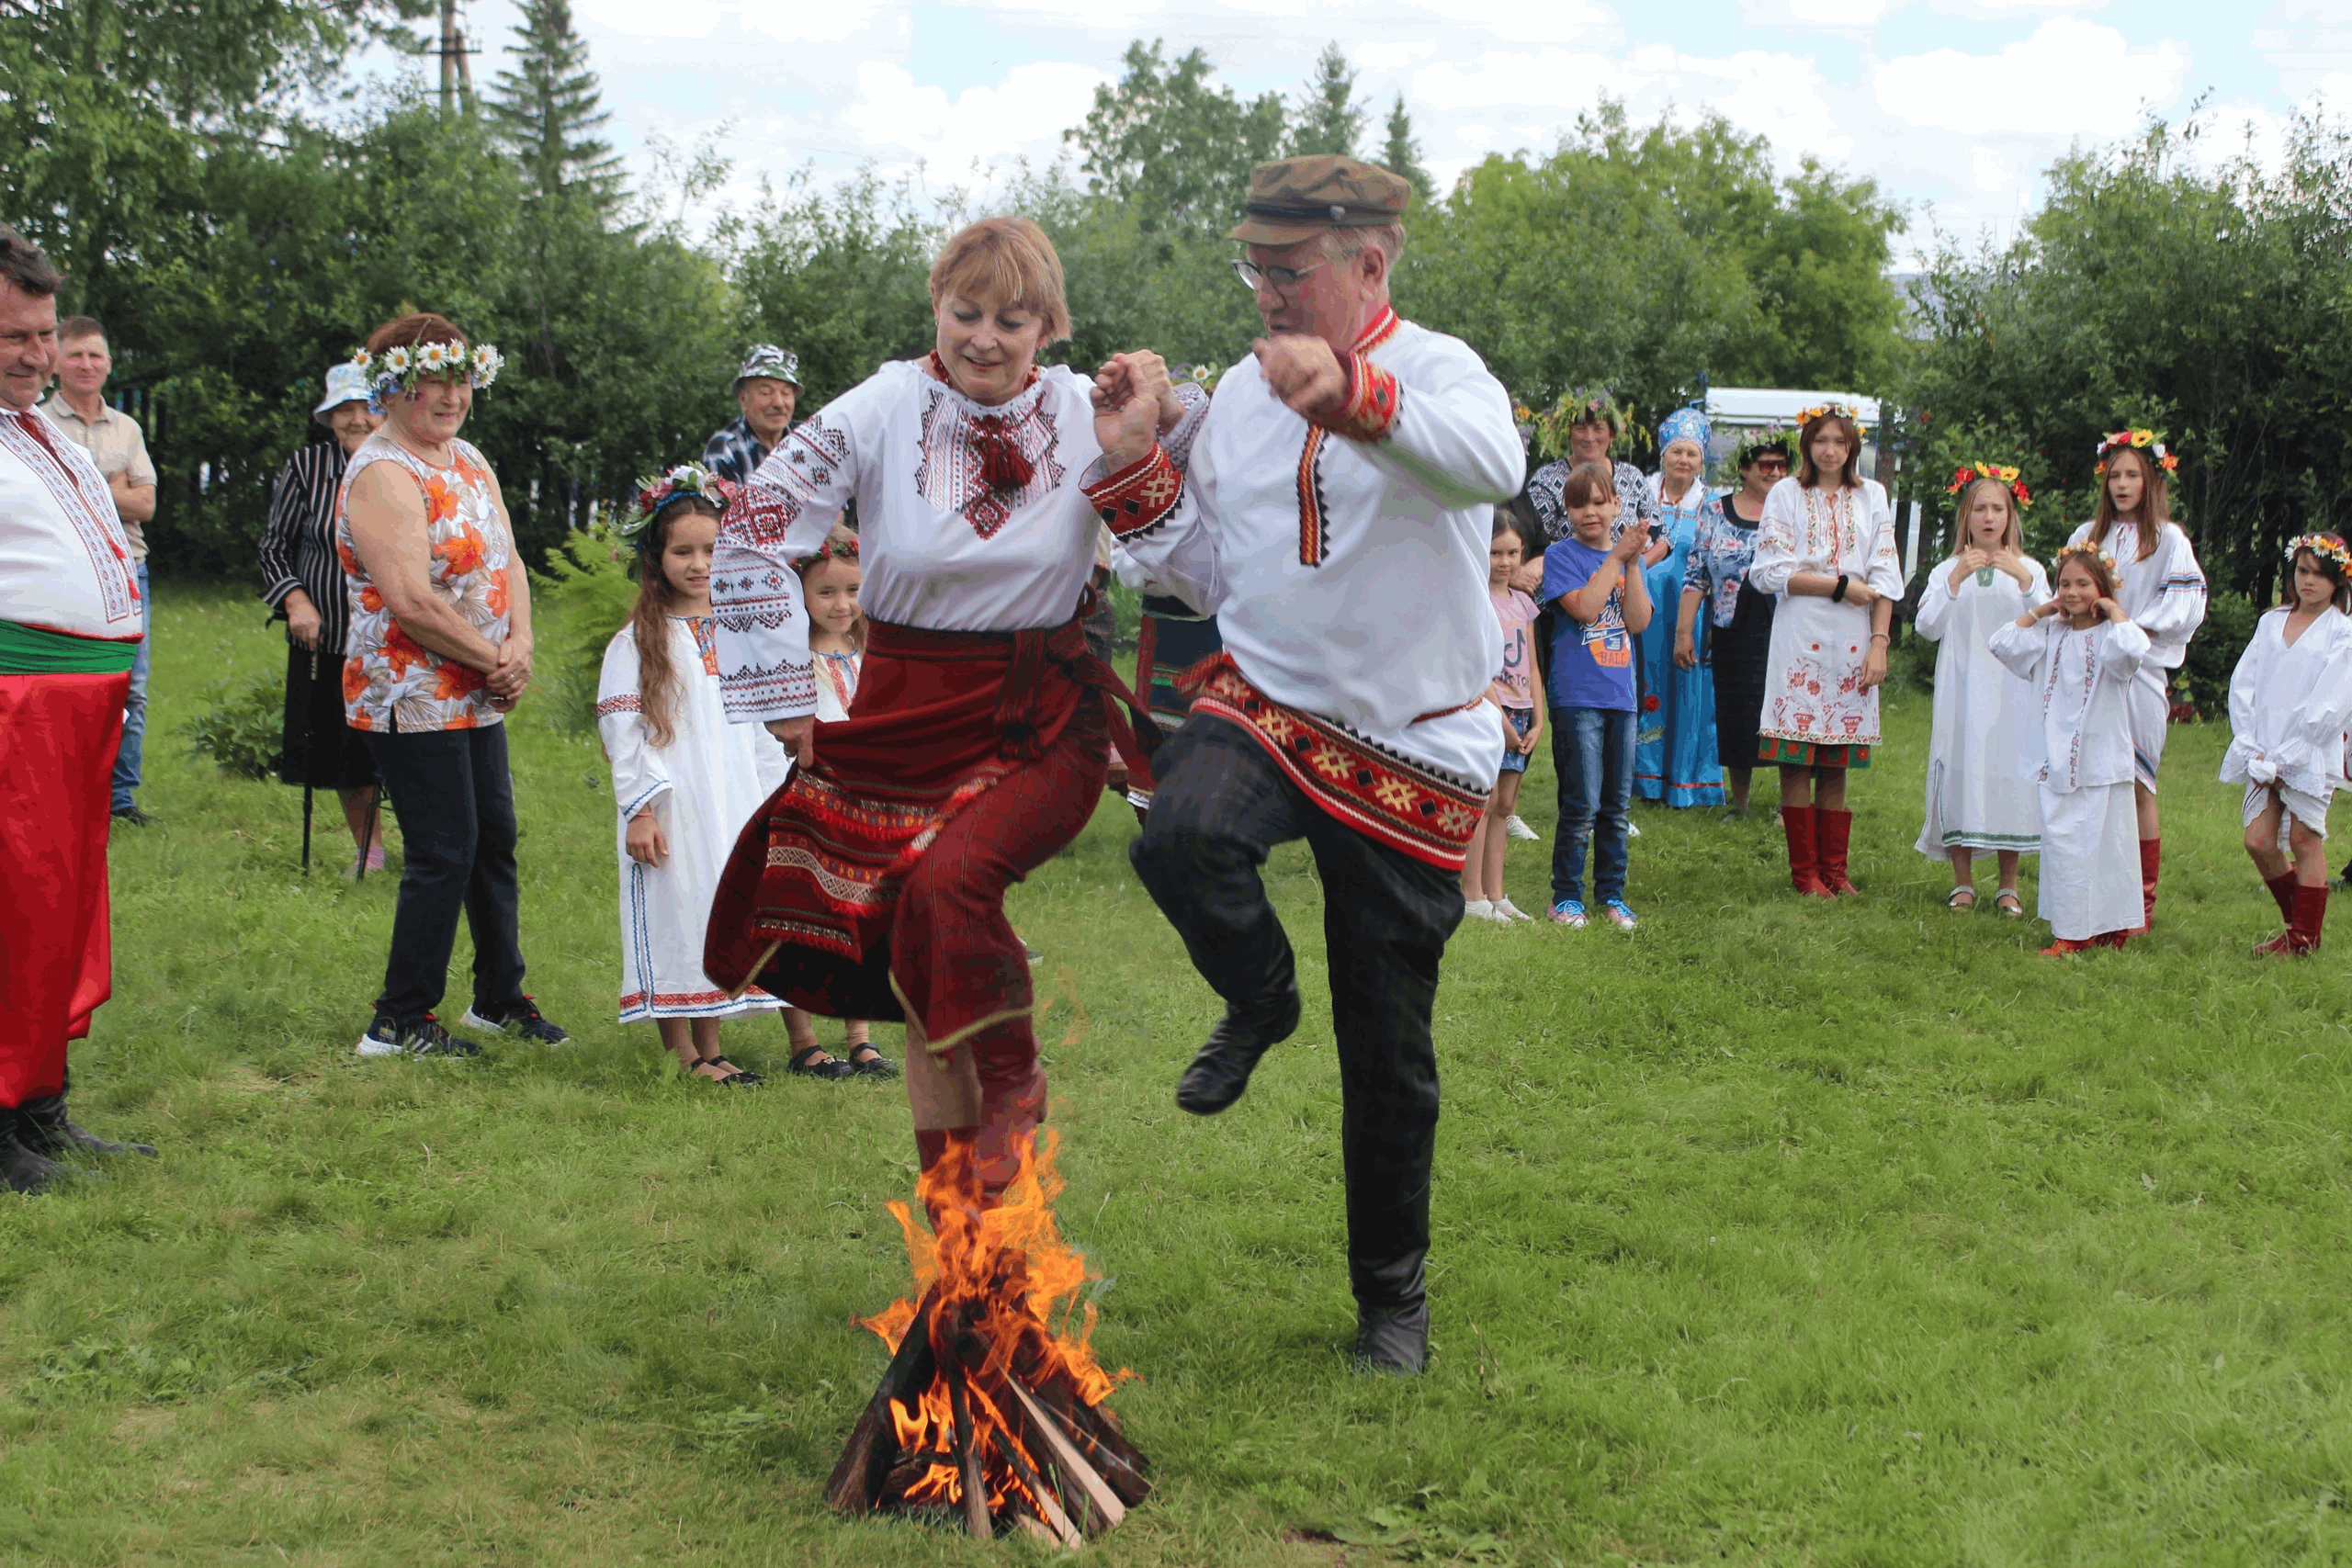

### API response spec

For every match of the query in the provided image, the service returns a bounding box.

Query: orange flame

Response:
[855,1127,1133,1514]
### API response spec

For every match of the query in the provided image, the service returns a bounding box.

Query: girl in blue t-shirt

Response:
[1537,462,1653,930]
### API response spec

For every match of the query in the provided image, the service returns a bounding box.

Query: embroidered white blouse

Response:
[710,358,1207,724]
[0,406,142,641]
[2222,606,2352,801]
[1988,615,2153,793]
[1107,310,1523,789]
[1748,477,1904,746]
[2064,519,2206,671]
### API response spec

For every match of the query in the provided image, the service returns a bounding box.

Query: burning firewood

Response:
[825,1129,1150,1543]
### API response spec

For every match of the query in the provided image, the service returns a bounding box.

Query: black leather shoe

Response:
[1351,1297,1430,1376]
[1174,985,1302,1115]
[2,1127,58,1194]
[15,1094,157,1158]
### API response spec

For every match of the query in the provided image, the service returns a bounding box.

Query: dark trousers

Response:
[1130,715,1462,1311]
[363,723,526,1025]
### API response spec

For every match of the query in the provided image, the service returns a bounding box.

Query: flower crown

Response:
[2053,541,2117,578]
[1794,402,1871,439]
[618,464,736,543]
[1733,423,1793,465]
[350,338,503,414]
[2092,428,2178,476]
[796,532,859,568]
[1947,460,2032,509]
[1528,388,1623,460]
[2287,533,2351,570]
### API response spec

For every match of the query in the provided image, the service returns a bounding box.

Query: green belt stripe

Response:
[0,618,141,674]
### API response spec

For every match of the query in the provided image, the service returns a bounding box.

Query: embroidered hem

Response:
[1179,653,1486,871]
[1313,353,1399,443]
[1085,444,1183,538]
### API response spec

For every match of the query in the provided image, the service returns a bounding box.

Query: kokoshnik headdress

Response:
[618,464,738,548]
[2092,428,2178,477]
[350,338,503,415]
[1657,405,1711,455]
[1948,459,2032,510]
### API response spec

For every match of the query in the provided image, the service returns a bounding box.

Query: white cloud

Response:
[571,0,723,37]
[838,60,1109,167]
[1873,17,2191,138]
[1415,44,1845,163]
[1413,48,1611,114]
[1971,146,2007,190]
[1355,39,1440,72]
[738,0,897,46]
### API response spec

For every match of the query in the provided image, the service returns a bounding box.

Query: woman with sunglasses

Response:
[1673,427,1791,817]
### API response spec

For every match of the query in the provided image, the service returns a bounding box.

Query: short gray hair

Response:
[1320,222,1406,269]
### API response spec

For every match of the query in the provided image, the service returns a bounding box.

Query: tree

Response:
[1381,95,1434,201]
[1286,43,1363,160]
[1065,40,1285,234]
[489,0,623,213]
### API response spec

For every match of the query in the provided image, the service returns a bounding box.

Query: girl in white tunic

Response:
[1988,545,2151,954]
[599,470,794,1083]
[2222,533,2352,956]
[1914,469,2047,916]
[2067,429,2206,929]
[1750,406,1903,897]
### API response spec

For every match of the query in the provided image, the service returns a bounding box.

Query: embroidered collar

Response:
[924,351,1042,406]
[1353,307,1400,354]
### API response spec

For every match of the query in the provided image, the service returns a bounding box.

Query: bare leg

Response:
[1948,846,1975,897]
[1779,764,1814,810]
[1479,781,1515,903]
[693,1018,724,1060]
[1815,768,1849,812]
[1727,768,1751,809]
[655,1018,699,1071]
[2135,782,2160,840]
[1996,850,2020,892]
[2246,795,2291,883]
[1461,810,1492,903]
[2290,818,2331,886]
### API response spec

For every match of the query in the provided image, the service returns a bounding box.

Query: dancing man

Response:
[1091,156,1521,1373]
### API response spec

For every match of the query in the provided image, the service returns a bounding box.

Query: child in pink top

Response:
[1464,511,1545,920]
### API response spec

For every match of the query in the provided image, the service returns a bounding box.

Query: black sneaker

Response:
[461,997,570,1044]
[356,1013,481,1058]
[110,807,156,828]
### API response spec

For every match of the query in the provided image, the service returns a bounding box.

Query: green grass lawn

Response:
[6,581,2352,1567]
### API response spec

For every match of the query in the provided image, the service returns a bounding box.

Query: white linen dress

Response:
[1913,556,2050,857]
[1748,477,1904,751]
[1989,615,2152,940]
[599,615,792,1020]
[2221,606,2352,848]
[2064,519,2206,789]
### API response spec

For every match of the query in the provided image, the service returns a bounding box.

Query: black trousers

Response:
[1130,714,1462,1311]
[363,723,527,1025]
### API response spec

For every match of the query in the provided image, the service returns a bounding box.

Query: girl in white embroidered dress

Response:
[1914,476,2048,916]
[1748,410,1902,898]
[2066,435,2206,928]
[600,492,799,1078]
[2222,535,2352,956]
[1988,547,2150,955]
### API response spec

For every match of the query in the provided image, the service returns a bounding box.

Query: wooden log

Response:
[1023,1380,1150,1508]
[823,1285,942,1515]
[988,1422,1083,1549]
[942,1357,993,1540]
[1008,1380,1127,1531]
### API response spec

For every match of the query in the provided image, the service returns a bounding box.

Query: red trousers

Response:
[0,671,128,1108]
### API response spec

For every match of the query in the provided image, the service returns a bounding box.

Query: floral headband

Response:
[2287,533,2351,570]
[1795,402,1871,439]
[2053,541,2117,578]
[1734,423,1793,466]
[796,532,858,567]
[2092,428,2178,476]
[350,339,503,414]
[618,464,737,544]
[1948,460,2032,510]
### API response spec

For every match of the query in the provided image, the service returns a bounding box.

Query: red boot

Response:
[2138,838,2161,932]
[2256,871,2300,952]
[2301,882,2331,953]
[1817,807,1859,897]
[2040,936,2098,956]
[1782,806,1830,898]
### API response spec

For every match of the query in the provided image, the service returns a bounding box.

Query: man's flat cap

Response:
[1230,155,1412,247]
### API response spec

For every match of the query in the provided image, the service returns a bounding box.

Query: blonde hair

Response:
[928,218,1069,344]
[1949,476,2023,558]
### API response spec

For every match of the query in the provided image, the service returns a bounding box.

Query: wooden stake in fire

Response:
[825,1131,1150,1543]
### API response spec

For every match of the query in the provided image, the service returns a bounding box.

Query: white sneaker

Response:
[1503,815,1541,841]
[1494,897,1535,921]
[1463,897,1495,920]
[1626,818,1643,838]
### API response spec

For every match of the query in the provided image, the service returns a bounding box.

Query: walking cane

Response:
[300,644,318,874]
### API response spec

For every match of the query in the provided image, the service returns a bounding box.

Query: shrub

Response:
[2178,591,2258,722]
[531,521,641,735]
[180,672,284,781]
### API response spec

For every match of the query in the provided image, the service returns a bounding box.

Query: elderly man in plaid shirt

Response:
[701,344,802,484]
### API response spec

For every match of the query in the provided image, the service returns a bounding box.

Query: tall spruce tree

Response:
[1286,43,1364,159]
[489,0,623,213]
[1381,94,1434,200]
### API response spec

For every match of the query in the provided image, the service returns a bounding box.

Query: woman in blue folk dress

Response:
[1634,406,1724,807]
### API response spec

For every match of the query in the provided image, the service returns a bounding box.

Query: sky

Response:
[411,0,2350,263]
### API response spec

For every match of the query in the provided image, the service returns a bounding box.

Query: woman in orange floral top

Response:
[337,311,566,1059]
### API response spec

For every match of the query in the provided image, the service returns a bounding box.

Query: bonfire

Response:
[826,1130,1151,1545]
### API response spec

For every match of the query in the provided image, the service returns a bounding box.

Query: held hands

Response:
[1859,641,1889,692]
[625,810,669,867]
[1250,333,1347,420]
[1091,352,1177,470]
[487,635,532,705]
[765,716,816,768]
[1841,579,1879,610]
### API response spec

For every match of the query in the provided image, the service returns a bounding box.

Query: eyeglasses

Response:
[1231,256,1331,295]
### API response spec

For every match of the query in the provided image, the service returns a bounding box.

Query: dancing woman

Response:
[704,217,1198,1204]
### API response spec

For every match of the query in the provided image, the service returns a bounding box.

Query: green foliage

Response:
[2180,591,2261,723]
[1904,112,2352,601]
[1382,94,1435,205]
[530,520,642,734]
[178,670,285,780]
[488,0,624,213]
[1285,43,1365,160]
[729,168,939,409]
[1065,39,1286,235]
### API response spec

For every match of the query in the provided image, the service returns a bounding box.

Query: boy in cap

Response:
[1089,154,1521,1373]
[703,344,802,484]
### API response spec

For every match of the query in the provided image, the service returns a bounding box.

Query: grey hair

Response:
[0,224,65,298]
[1320,222,1406,269]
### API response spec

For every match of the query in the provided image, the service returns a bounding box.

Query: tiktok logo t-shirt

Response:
[1539,538,1636,712]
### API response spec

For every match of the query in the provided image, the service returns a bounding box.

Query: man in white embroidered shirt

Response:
[1083,155,1520,1374]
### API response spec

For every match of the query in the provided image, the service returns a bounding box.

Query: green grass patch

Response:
[6,581,2352,1565]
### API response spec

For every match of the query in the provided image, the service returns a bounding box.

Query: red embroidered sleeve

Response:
[1309,353,1399,443]
[1084,444,1183,538]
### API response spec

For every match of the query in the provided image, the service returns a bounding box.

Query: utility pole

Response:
[438,0,476,116]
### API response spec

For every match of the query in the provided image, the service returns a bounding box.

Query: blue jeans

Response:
[111,559,150,814]
[1550,705,1635,906]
